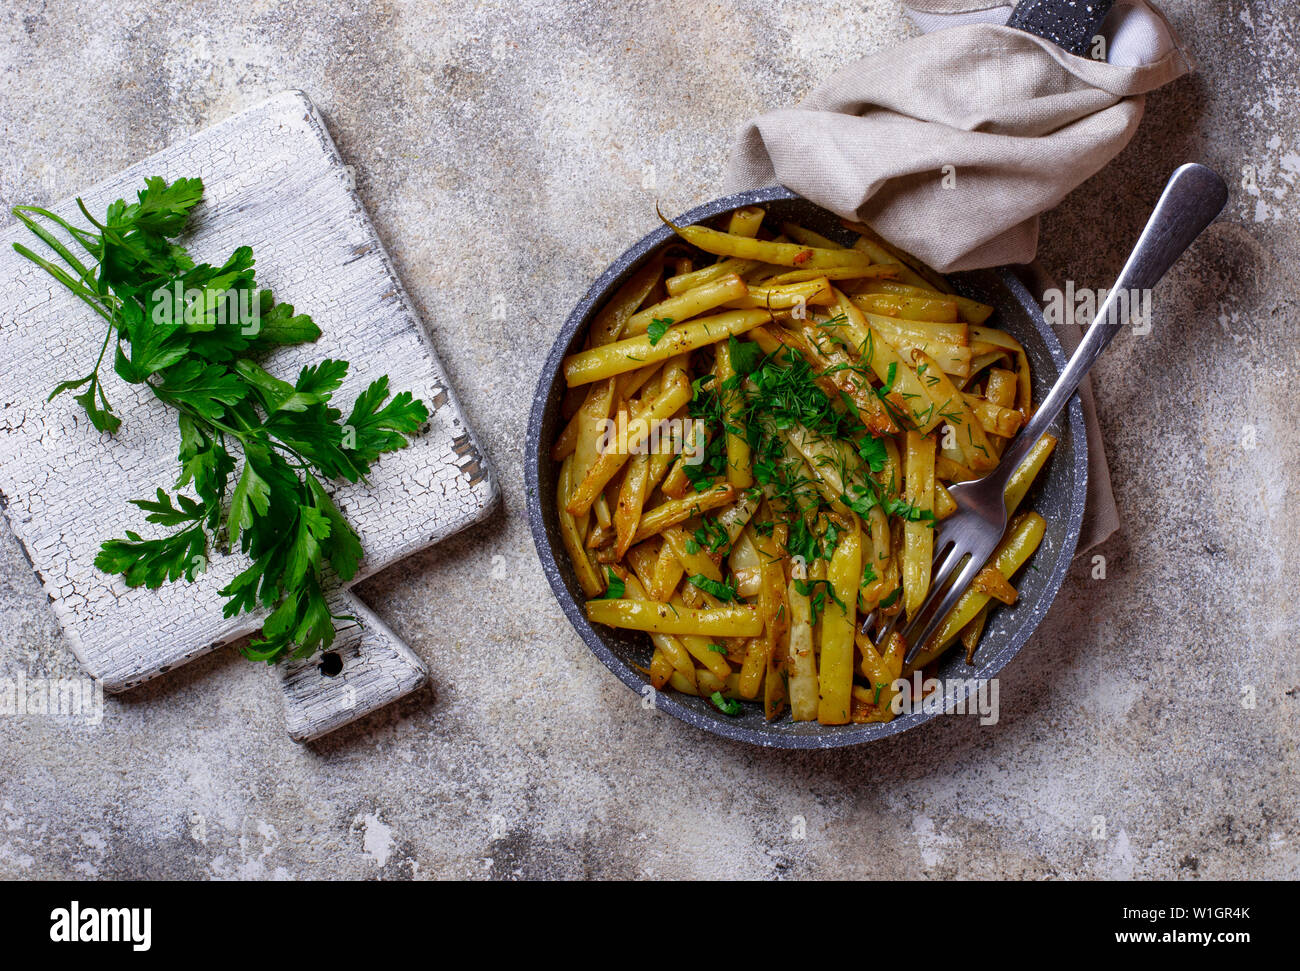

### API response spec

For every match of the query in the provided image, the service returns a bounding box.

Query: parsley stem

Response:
[11,208,96,276]
[12,243,113,323]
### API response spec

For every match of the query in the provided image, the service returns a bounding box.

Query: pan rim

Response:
[525,186,1088,749]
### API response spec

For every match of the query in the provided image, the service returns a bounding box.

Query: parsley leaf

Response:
[341,376,430,469]
[599,568,625,599]
[857,434,887,473]
[710,691,743,716]
[728,334,764,376]
[646,317,673,345]
[691,516,731,555]
[688,574,737,601]
[794,577,846,625]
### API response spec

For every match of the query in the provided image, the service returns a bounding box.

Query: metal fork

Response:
[879,163,1229,667]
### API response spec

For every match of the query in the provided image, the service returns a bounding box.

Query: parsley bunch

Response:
[12,177,428,662]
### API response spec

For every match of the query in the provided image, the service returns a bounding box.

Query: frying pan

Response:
[525,187,1088,747]
[525,1,1112,746]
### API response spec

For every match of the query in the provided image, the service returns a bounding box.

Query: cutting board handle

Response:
[277,590,428,742]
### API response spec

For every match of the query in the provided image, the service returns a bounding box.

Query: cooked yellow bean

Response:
[985,367,1018,409]
[854,292,959,323]
[665,257,762,296]
[964,394,1024,438]
[726,278,834,310]
[786,559,818,722]
[765,264,901,285]
[1004,434,1057,515]
[586,598,762,637]
[713,340,752,489]
[625,273,748,336]
[630,483,738,545]
[557,455,605,598]
[901,431,936,620]
[563,309,770,386]
[662,526,724,583]
[817,516,861,725]
[727,205,766,238]
[669,221,877,271]
[589,256,663,346]
[856,279,994,325]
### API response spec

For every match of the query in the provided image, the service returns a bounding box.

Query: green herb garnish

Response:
[691,516,731,555]
[600,568,625,599]
[727,334,765,376]
[646,317,673,345]
[688,574,737,602]
[13,176,428,663]
[794,577,846,625]
[857,434,887,473]
[710,691,742,716]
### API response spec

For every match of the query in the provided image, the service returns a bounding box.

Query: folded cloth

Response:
[724,0,1192,272]
[723,0,1189,551]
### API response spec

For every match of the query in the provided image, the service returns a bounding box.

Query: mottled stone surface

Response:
[0,0,1296,879]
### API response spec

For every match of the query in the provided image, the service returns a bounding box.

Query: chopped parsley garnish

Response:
[857,434,887,473]
[688,574,737,602]
[691,516,731,555]
[794,577,847,625]
[728,334,765,376]
[599,568,625,599]
[646,317,673,346]
[710,691,743,716]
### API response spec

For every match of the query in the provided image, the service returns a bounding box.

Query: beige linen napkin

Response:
[724,1,1193,552]
[725,0,1193,272]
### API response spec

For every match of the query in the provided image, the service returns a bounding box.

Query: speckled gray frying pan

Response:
[526,187,1088,748]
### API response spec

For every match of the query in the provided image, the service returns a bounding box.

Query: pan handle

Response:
[1006,0,1117,57]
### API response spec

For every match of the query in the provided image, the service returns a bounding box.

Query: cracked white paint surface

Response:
[0,92,498,723]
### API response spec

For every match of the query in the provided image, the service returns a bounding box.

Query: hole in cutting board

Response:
[318,652,343,677]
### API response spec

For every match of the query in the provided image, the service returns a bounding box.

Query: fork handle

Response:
[988,164,1228,493]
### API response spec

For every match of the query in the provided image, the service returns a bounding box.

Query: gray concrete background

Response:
[0,0,1295,879]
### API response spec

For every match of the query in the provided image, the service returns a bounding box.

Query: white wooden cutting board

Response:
[0,91,498,739]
